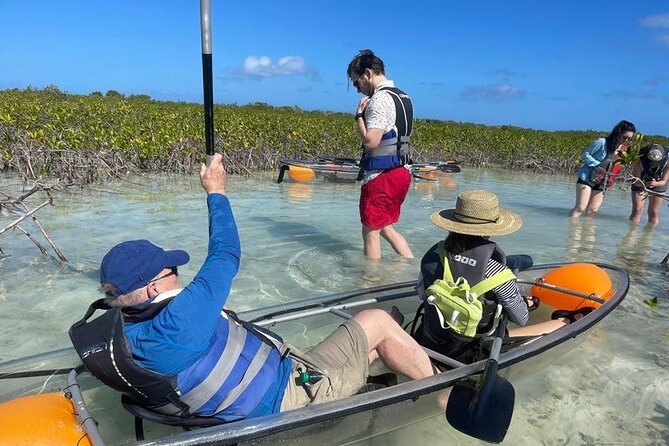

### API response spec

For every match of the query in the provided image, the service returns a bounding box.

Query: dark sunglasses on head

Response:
[352,72,365,89]
[152,266,178,283]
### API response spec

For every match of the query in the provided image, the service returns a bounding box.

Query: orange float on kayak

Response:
[287,165,316,182]
[530,263,613,311]
[0,392,92,445]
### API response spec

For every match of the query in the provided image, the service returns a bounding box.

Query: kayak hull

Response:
[0,262,628,446]
[277,158,461,184]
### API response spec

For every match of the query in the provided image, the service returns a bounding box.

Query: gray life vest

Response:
[361,86,414,172]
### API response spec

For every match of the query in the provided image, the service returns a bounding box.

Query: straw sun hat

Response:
[430,190,523,236]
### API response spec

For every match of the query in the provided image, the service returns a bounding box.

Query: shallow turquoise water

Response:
[0,168,667,445]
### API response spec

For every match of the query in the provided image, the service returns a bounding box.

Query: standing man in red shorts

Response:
[347,49,414,260]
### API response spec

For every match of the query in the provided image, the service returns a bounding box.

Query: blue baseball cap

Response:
[100,239,190,297]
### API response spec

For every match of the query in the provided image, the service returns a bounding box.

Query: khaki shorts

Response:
[280,320,369,411]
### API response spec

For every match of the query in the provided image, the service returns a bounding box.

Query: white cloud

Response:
[640,13,669,28]
[240,55,308,77]
[460,83,525,102]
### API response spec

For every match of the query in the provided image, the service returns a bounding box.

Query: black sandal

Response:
[528,296,540,312]
[551,307,595,324]
[390,306,405,326]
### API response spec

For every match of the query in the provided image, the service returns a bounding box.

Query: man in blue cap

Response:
[84,153,434,422]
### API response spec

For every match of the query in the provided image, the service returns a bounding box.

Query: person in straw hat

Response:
[411,190,590,363]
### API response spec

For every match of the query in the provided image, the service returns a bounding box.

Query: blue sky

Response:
[2,1,669,136]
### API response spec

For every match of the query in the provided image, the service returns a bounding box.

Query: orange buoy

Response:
[287,165,316,182]
[0,392,92,445]
[530,263,613,311]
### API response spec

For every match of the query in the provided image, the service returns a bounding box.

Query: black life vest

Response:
[419,239,507,340]
[69,298,189,415]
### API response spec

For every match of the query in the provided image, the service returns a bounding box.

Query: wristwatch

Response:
[355,112,365,121]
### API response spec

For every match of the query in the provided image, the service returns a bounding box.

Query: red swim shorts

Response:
[359,167,411,230]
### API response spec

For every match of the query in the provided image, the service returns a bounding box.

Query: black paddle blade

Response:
[436,164,462,173]
[446,374,516,443]
[506,254,533,272]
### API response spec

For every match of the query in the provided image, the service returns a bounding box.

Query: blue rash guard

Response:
[576,138,608,183]
[123,193,293,419]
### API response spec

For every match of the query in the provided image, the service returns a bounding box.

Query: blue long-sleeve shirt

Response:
[577,138,608,182]
[124,193,292,417]
[124,193,242,373]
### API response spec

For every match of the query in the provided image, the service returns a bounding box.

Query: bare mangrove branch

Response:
[0,183,68,261]
[621,172,669,202]
[0,200,51,236]
[17,201,68,262]
[13,224,49,256]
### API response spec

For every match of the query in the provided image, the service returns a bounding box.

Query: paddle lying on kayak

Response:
[506,254,533,272]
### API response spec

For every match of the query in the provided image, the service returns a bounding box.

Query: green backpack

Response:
[425,241,515,338]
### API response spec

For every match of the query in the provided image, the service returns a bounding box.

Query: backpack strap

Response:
[470,268,516,297]
[433,241,515,337]
[438,241,455,283]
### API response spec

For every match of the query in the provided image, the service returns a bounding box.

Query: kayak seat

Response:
[121,394,223,441]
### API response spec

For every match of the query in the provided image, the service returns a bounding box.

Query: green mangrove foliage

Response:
[1,86,668,184]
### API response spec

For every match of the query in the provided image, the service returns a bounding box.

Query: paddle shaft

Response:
[518,279,606,304]
[0,368,73,380]
[476,314,508,411]
[200,0,215,165]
